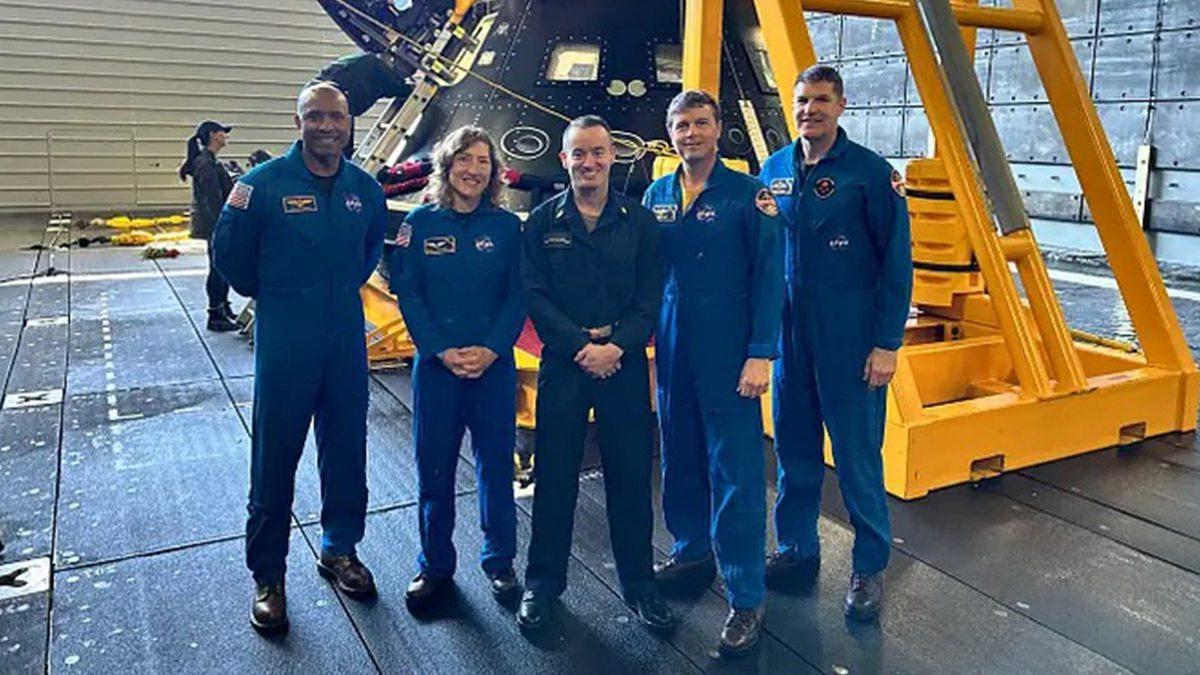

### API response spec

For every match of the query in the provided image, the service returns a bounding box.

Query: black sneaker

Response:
[844,571,884,621]
[765,550,820,591]
[206,308,238,332]
[626,591,677,633]
[719,605,765,658]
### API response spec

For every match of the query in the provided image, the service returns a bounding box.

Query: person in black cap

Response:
[180,120,238,331]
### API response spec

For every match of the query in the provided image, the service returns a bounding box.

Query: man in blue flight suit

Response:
[213,83,388,634]
[757,65,913,622]
[389,126,524,610]
[643,90,784,657]
[517,115,676,635]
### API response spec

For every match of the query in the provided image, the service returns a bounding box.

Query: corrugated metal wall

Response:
[0,0,364,213]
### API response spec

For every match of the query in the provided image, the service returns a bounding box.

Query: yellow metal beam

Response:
[802,0,1044,33]
[895,7,1054,399]
[1015,0,1195,383]
[682,0,725,97]
[752,0,818,138]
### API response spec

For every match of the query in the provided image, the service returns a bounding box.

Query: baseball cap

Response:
[193,120,233,141]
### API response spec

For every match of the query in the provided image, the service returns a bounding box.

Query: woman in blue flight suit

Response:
[390,126,524,610]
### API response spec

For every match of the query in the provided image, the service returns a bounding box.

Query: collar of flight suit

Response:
[670,156,737,211]
[550,188,630,235]
[284,140,347,187]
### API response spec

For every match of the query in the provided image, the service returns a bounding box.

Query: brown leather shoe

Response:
[317,552,377,599]
[719,605,765,658]
[250,581,288,633]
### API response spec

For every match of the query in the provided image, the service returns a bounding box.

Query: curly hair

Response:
[425,125,503,208]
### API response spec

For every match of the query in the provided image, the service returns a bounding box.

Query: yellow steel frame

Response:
[685,0,1198,498]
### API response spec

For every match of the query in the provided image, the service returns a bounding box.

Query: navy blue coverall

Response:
[389,202,523,579]
[521,190,663,601]
[643,161,784,610]
[758,127,913,576]
[213,141,387,584]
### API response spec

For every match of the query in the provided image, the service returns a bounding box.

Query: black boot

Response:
[207,307,238,332]
[765,550,820,591]
[220,301,237,322]
[516,590,554,631]
[719,605,765,658]
[626,591,677,633]
[844,572,884,621]
[653,554,716,593]
[486,568,520,603]
[405,572,451,610]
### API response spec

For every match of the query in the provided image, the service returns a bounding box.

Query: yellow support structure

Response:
[689,0,1198,498]
[681,0,725,97]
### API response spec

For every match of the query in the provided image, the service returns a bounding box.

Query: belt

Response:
[583,323,613,344]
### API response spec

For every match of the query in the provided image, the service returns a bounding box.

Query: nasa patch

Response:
[814,177,835,199]
[475,234,495,252]
[652,204,678,223]
[768,178,793,196]
[891,169,906,197]
[344,192,363,213]
[828,233,850,251]
[754,189,779,217]
[695,204,717,222]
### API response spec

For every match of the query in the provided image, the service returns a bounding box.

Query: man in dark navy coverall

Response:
[213,83,387,634]
[516,115,676,635]
[758,65,913,621]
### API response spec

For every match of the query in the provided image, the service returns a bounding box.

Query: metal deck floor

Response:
[1,218,1198,675]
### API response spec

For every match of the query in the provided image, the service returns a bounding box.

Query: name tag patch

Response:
[768,178,793,196]
[282,195,318,214]
[542,232,572,249]
[652,204,678,223]
[424,235,457,256]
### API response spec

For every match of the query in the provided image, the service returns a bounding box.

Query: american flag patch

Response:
[395,223,412,248]
[227,182,253,210]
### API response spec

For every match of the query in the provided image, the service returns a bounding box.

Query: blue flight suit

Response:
[389,202,523,579]
[643,161,784,610]
[212,141,386,585]
[758,127,913,576]
[521,190,663,601]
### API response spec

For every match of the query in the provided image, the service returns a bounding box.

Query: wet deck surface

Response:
[1,215,1198,674]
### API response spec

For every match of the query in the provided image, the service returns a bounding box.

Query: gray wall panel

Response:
[0,0,362,212]
[1155,30,1200,98]
[1154,102,1200,169]
[1093,33,1154,100]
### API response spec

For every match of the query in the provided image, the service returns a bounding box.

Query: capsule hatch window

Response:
[546,43,602,82]
[655,44,683,84]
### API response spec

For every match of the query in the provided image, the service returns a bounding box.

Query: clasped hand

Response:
[438,346,499,379]
[575,342,623,379]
